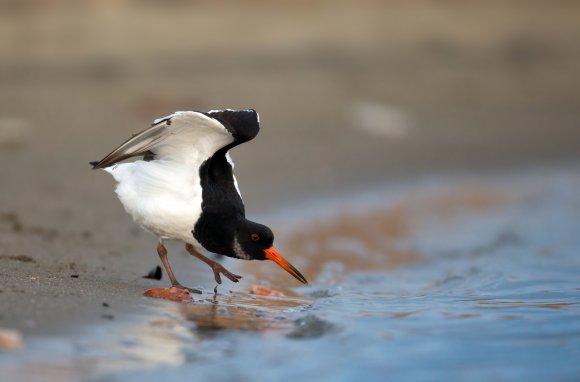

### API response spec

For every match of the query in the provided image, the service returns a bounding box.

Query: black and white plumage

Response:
[91,109,307,297]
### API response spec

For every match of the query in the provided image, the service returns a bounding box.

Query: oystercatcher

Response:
[91,109,307,300]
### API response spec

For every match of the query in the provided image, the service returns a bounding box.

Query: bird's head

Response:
[235,220,308,284]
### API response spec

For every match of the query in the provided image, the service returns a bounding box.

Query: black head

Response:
[234,220,274,260]
[234,219,308,284]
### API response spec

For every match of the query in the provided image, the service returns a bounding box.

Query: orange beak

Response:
[264,247,308,284]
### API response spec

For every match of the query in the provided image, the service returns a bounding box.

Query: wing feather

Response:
[91,111,235,169]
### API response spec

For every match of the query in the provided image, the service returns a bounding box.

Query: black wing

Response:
[204,109,260,150]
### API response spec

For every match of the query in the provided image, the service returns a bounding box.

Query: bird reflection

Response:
[180,291,310,334]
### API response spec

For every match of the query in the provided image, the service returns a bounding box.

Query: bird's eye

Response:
[250,233,260,242]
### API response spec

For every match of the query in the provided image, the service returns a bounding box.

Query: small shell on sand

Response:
[0,328,23,350]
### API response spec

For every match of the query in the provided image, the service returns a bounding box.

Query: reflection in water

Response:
[180,291,311,333]
[0,291,314,382]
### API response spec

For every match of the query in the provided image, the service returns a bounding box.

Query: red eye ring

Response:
[250,233,260,242]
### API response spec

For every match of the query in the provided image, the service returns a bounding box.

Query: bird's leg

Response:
[156,240,201,294]
[157,241,180,287]
[185,244,242,284]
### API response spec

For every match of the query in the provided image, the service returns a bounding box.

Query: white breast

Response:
[105,159,204,245]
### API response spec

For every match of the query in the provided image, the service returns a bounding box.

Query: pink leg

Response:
[156,240,201,294]
[185,244,242,284]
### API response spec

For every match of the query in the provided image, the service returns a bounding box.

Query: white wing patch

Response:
[93,111,235,170]
[152,111,234,161]
[226,152,242,199]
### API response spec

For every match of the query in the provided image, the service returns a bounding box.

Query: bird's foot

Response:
[211,263,242,284]
[172,282,203,295]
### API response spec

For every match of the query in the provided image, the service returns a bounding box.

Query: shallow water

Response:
[3,167,580,381]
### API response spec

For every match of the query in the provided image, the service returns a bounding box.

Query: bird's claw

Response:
[211,264,242,284]
[172,283,202,294]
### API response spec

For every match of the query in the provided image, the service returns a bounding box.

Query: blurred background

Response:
[1,0,579,211]
[1,1,580,381]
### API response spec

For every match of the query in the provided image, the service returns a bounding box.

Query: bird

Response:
[90,109,307,300]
